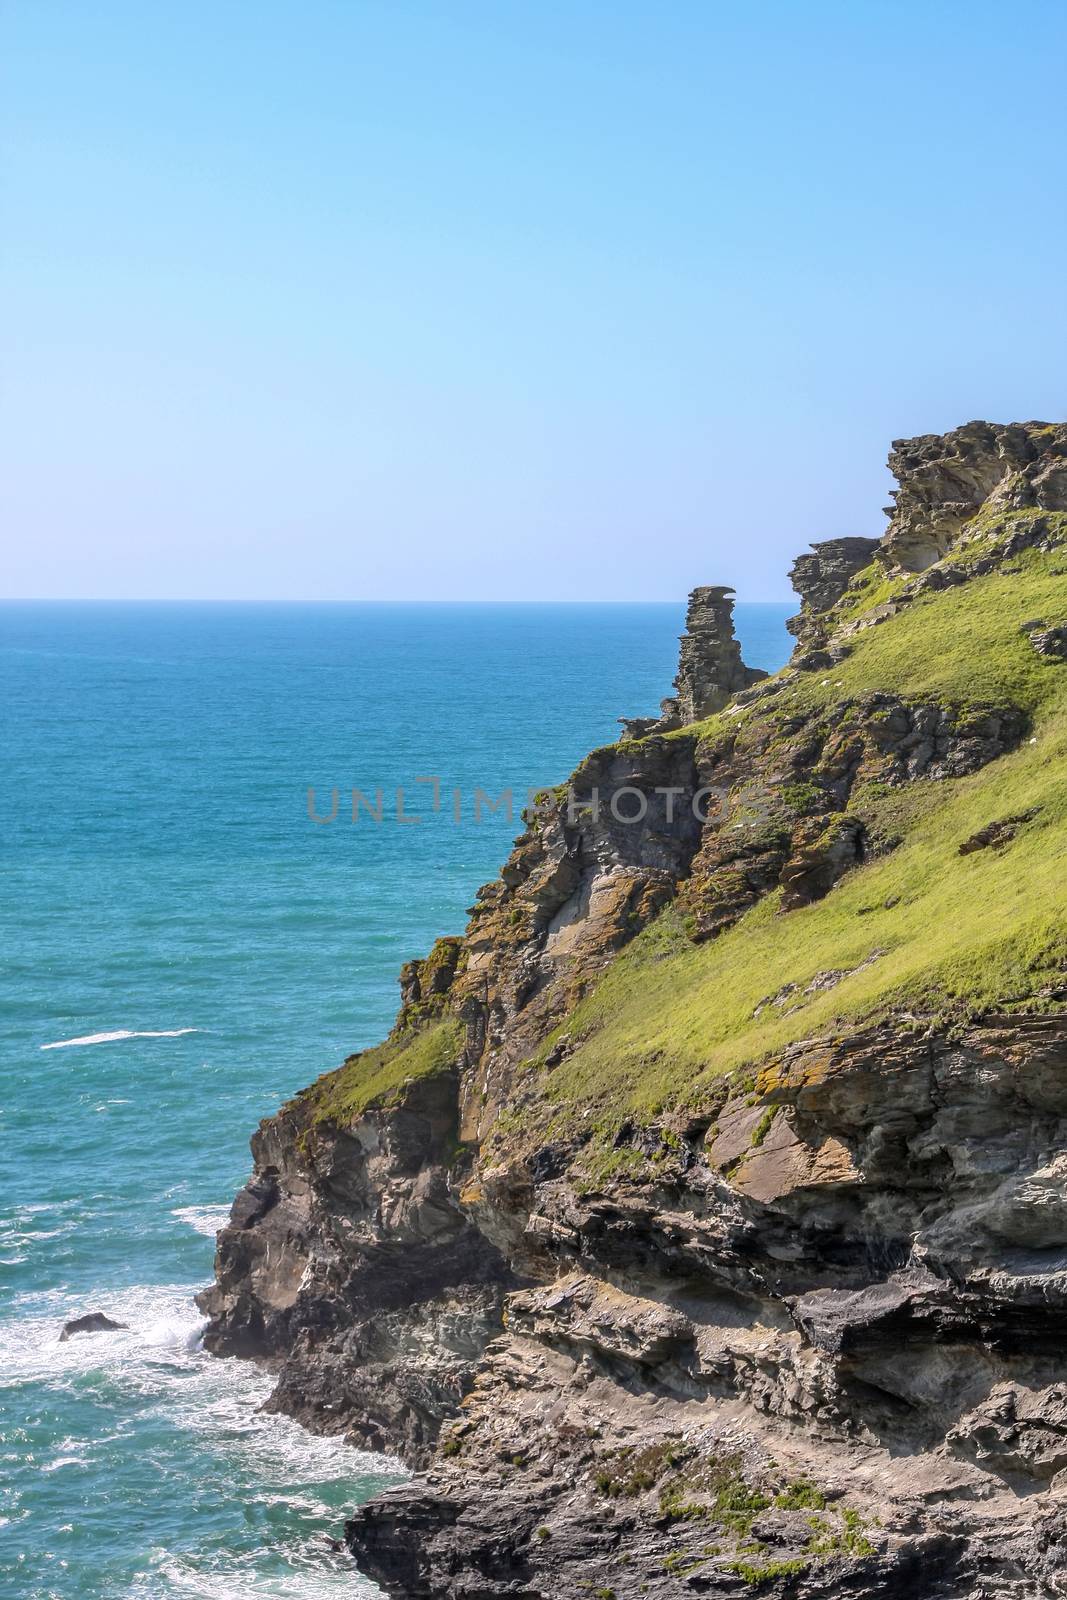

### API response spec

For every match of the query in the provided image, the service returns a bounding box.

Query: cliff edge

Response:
[200,420,1067,1598]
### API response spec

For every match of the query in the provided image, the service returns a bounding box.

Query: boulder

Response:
[59,1311,128,1342]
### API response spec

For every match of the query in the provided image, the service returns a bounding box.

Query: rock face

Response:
[343,1018,1067,1600]
[200,1067,512,1463]
[203,422,1067,1598]
[672,585,769,721]
[883,419,1067,573]
[620,586,767,736]
[1028,622,1067,662]
[787,536,880,649]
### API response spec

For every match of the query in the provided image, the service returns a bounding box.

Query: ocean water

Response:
[0,600,792,1599]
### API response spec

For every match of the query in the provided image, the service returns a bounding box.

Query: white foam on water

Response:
[40,1028,201,1051]
[1,1281,405,1594]
[0,1283,210,1389]
[127,1553,385,1599]
[172,1205,232,1238]
[41,1456,89,1473]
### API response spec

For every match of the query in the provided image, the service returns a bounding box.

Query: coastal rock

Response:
[342,1016,1067,1598]
[673,585,769,721]
[198,1066,513,1464]
[619,585,766,735]
[59,1312,127,1341]
[778,814,865,911]
[883,420,1067,572]
[786,536,880,647]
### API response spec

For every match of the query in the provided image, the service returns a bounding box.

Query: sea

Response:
[0,600,792,1600]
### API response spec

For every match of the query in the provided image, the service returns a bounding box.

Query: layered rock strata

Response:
[620,585,767,737]
[786,536,880,651]
[883,420,1067,573]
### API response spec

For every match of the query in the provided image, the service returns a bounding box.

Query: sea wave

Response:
[172,1204,232,1238]
[0,1282,403,1479]
[125,1553,385,1598]
[1,1282,404,1596]
[0,1200,81,1263]
[0,1283,209,1386]
[40,1028,202,1050]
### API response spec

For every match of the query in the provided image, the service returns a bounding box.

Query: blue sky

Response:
[2,1,1065,600]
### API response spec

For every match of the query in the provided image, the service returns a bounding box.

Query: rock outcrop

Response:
[883,420,1067,573]
[786,536,880,650]
[58,1312,127,1341]
[200,1062,513,1463]
[620,586,766,737]
[203,421,1067,1598]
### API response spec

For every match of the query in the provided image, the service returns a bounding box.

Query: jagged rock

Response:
[197,1067,514,1462]
[883,420,1067,572]
[791,646,840,671]
[674,585,768,720]
[778,815,865,910]
[620,585,766,734]
[59,1312,127,1341]
[787,536,880,647]
[396,936,465,1032]
[949,1382,1067,1481]
[958,808,1040,855]
[618,696,681,739]
[1028,623,1067,661]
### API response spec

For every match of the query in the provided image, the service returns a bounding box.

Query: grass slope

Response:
[527,541,1067,1131]
[298,1018,463,1127]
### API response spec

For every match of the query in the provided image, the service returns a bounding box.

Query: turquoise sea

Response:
[0,601,791,1599]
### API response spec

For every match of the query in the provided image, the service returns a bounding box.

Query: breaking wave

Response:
[40,1028,202,1050]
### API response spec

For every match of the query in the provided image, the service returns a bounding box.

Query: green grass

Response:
[298,1018,464,1127]
[298,523,1065,1148]
[517,696,1065,1133]
[829,560,907,627]
[813,544,1066,714]
[497,539,1067,1138]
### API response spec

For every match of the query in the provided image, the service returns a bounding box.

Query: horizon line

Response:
[0,594,796,607]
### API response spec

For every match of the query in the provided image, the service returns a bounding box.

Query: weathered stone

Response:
[197,1067,514,1463]
[787,536,880,646]
[958,808,1040,855]
[620,584,766,733]
[673,585,768,720]
[202,423,1067,1598]
[1029,623,1067,661]
[58,1311,128,1342]
[778,815,865,910]
[883,420,1067,572]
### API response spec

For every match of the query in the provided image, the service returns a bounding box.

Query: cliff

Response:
[200,419,1067,1598]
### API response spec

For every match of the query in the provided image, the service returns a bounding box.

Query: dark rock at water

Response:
[59,1312,128,1342]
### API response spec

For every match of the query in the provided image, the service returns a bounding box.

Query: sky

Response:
[2,1,1065,602]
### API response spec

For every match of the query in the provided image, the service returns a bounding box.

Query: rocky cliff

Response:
[201,419,1067,1598]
